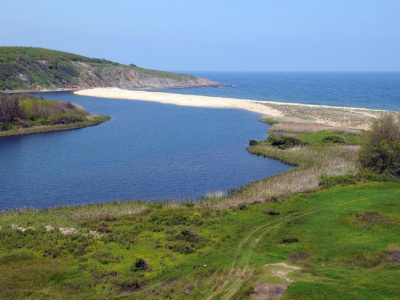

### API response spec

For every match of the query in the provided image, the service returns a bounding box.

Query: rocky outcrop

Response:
[73,62,221,90]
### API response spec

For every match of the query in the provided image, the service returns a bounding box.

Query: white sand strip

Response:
[74,87,284,117]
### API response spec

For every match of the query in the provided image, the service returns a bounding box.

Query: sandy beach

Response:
[75,87,284,117]
[75,87,396,129]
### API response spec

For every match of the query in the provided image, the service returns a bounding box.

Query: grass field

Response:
[1,182,399,299]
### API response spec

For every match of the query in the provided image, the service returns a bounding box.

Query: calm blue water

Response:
[156,72,400,111]
[0,92,291,210]
[1,72,399,210]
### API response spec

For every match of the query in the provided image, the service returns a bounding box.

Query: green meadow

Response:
[1,182,399,299]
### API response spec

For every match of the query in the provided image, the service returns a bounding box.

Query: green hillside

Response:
[0,47,216,91]
[0,47,116,90]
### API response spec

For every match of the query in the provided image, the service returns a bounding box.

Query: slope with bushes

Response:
[0,47,222,91]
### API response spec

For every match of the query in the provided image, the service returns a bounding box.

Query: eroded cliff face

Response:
[73,62,221,90]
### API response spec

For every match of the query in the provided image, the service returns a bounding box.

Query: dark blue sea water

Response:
[1,72,399,210]
[156,72,400,111]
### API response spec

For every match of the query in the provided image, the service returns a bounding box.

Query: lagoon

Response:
[0,92,291,210]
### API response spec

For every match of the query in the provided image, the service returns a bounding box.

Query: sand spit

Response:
[75,87,284,117]
[75,87,398,129]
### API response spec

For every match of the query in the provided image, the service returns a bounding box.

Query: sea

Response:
[157,72,400,111]
[1,72,399,210]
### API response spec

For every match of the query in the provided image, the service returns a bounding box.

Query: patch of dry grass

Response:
[269,123,362,134]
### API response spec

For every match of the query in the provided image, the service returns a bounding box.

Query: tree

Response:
[359,114,400,175]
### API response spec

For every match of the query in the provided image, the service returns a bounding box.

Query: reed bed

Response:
[219,143,359,207]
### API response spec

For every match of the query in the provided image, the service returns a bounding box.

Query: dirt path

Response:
[206,205,326,300]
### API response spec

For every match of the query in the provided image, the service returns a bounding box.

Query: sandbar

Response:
[75,87,397,129]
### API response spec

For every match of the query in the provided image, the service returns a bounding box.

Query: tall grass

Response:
[228,144,359,204]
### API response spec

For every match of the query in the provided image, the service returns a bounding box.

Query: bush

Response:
[319,173,357,188]
[359,115,400,175]
[282,238,299,244]
[322,135,345,144]
[262,209,280,215]
[130,258,150,272]
[168,242,196,254]
[267,133,306,149]
[178,229,199,242]
[249,140,258,146]
[357,169,398,182]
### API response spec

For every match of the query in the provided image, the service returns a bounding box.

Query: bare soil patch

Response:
[388,251,400,262]
[251,283,287,299]
[289,252,312,263]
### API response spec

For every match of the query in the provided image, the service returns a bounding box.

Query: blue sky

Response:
[1,0,399,71]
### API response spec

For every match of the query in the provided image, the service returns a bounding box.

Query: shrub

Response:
[356,211,395,225]
[178,229,199,243]
[130,258,150,272]
[357,169,398,182]
[168,242,195,254]
[113,276,143,292]
[359,115,400,175]
[322,134,345,144]
[319,173,357,188]
[282,238,299,244]
[249,140,258,146]
[238,204,248,210]
[267,133,306,149]
[262,209,280,215]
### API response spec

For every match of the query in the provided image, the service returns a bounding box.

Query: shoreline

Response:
[75,87,398,129]
[0,116,110,138]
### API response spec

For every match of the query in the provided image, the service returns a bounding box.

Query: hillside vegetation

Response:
[0,47,221,91]
[0,93,110,137]
[1,183,399,299]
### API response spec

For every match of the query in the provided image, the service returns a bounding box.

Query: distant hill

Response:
[0,47,222,92]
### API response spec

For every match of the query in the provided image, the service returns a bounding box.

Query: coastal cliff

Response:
[75,63,221,90]
[0,47,222,92]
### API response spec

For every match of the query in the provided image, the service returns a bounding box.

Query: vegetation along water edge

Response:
[0,112,399,299]
[0,93,110,138]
